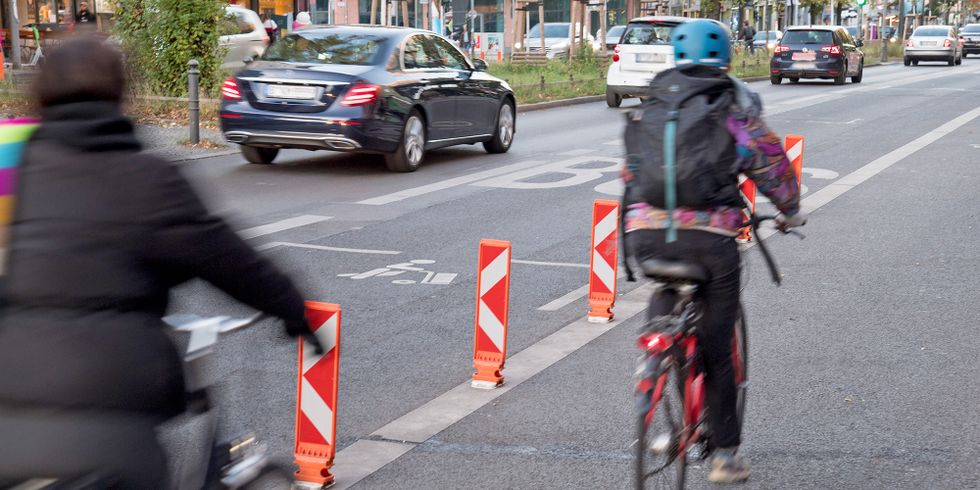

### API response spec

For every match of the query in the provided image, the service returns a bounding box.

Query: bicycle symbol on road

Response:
[338,259,458,285]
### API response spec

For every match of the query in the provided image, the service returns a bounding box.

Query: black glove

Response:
[285,317,324,355]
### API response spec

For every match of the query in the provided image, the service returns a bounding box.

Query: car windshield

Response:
[261,31,386,65]
[753,31,779,41]
[606,26,625,39]
[782,30,833,44]
[621,22,678,45]
[962,25,980,33]
[914,27,950,37]
[528,24,570,38]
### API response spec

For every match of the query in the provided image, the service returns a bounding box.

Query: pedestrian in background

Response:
[740,21,756,54]
[293,11,311,30]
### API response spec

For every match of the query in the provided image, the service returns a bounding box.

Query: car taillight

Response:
[944,39,952,48]
[221,78,241,100]
[775,45,790,53]
[340,83,380,107]
[820,45,842,55]
[907,38,915,47]
[612,44,621,62]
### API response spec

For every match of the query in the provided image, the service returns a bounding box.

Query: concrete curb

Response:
[518,95,605,113]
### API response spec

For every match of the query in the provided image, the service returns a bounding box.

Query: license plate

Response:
[636,53,666,63]
[921,41,937,46]
[791,52,816,61]
[266,84,318,100]
[792,62,817,70]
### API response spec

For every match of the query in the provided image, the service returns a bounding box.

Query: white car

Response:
[219,6,270,69]
[521,22,597,59]
[605,16,688,107]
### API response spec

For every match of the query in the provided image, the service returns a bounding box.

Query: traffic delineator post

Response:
[294,301,341,488]
[737,176,757,243]
[472,239,511,390]
[587,199,619,323]
[785,134,804,187]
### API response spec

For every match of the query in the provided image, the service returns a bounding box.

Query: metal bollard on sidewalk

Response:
[187,59,200,145]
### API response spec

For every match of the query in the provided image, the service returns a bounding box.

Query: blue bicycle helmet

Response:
[671,19,732,68]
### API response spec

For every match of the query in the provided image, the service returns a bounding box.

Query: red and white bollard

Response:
[472,239,511,390]
[737,176,757,243]
[587,199,619,323]
[785,134,804,187]
[294,302,341,488]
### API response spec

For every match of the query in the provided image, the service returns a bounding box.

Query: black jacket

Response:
[0,101,306,417]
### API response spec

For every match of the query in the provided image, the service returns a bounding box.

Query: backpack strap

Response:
[663,109,679,243]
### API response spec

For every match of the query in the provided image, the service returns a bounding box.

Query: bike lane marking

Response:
[356,159,547,205]
[329,283,655,489]
[238,215,332,239]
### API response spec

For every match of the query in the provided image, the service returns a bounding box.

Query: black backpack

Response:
[621,66,742,277]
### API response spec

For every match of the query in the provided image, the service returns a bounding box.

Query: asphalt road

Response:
[161,61,980,489]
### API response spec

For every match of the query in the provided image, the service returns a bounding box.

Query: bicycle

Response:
[632,215,802,489]
[6,313,320,490]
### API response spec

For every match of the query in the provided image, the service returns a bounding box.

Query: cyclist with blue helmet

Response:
[623,19,806,483]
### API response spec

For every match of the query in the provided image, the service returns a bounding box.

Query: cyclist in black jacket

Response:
[0,38,319,488]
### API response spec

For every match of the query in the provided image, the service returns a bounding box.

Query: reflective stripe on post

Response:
[472,239,511,390]
[737,176,757,243]
[294,301,341,487]
[587,199,619,323]
[785,134,804,187]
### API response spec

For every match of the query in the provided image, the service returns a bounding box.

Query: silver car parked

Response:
[219,6,270,69]
[904,25,962,66]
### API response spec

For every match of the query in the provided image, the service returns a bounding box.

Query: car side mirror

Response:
[472,58,488,72]
[243,56,255,65]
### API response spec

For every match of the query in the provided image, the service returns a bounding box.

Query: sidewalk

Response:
[136,124,237,162]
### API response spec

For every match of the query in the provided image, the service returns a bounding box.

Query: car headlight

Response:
[515,42,522,49]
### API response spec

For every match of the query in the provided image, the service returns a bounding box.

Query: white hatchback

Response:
[605,16,688,107]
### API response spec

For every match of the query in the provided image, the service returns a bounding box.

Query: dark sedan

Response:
[961,24,980,57]
[220,26,516,172]
[770,26,864,85]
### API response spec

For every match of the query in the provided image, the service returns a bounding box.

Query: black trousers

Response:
[627,229,742,449]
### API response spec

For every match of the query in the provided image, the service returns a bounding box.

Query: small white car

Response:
[605,16,688,107]
[219,6,270,69]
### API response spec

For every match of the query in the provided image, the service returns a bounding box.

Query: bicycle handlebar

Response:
[739,214,804,286]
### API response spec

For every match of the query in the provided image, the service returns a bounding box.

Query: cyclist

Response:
[622,20,805,483]
[0,38,321,488]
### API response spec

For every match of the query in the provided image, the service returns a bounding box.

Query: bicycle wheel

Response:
[732,305,748,434]
[634,355,687,489]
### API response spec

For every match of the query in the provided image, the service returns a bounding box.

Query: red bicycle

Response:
[632,215,797,489]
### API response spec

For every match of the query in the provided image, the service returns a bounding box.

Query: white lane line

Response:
[238,215,331,239]
[330,284,654,489]
[512,259,589,268]
[538,103,980,312]
[256,241,402,255]
[559,148,595,156]
[357,160,546,205]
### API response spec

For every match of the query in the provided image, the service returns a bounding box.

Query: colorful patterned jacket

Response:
[623,76,801,237]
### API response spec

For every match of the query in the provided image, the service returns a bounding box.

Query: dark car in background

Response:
[958,24,980,57]
[220,26,516,172]
[770,26,865,85]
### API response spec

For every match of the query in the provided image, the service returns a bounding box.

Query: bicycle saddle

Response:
[640,259,708,284]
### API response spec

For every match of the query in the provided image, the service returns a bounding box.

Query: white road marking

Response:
[538,270,628,311]
[357,160,546,205]
[472,155,620,190]
[330,285,654,489]
[559,148,596,156]
[604,139,623,146]
[238,215,331,239]
[511,259,590,268]
[256,241,402,255]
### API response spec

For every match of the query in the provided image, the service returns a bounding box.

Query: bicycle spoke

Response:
[634,358,687,489]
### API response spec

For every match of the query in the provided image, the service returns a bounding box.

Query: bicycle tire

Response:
[634,355,687,490]
[733,305,748,436]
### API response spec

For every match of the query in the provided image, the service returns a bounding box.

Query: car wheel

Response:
[484,101,515,154]
[789,77,800,83]
[770,75,782,85]
[241,146,278,165]
[904,57,911,66]
[606,88,622,108]
[834,63,847,85]
[851,62,863,83]
[385,111,426,172]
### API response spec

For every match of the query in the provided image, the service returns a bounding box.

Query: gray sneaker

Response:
[707,449,750,483]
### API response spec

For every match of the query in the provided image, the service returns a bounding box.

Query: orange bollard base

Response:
[472,359,504,389]
[294,455,335,489]
[587,304,614,323]
[736,227,752,243]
